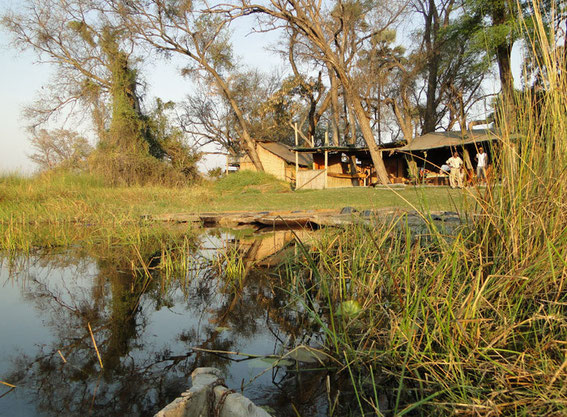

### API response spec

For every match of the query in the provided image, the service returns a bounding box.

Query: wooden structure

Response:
[237,141,312,182]
[294,145,406,189]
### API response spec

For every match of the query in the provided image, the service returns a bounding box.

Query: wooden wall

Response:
[297,170,326,190]
[240,146,287,180]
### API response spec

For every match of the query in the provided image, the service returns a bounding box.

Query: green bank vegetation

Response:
[0,169,467,251]
[275,9,567,415]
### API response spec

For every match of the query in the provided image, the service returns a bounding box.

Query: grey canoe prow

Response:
[154,367,271,417]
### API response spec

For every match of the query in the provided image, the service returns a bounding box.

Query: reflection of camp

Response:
[236,229,314,267]
[292,130,498,189]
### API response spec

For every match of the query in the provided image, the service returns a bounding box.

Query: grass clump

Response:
[213,170,290,194]
[278,3,567,414]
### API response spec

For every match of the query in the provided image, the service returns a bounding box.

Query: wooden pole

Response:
[324,130,329,189]
[295,122,299,190]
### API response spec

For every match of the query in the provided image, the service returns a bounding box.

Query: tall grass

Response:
[281,3,567,414]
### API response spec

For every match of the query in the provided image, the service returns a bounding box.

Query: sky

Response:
[0,2,284,174]
[0,1,520,175]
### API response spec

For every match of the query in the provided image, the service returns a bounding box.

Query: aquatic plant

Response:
[280,2,567,413]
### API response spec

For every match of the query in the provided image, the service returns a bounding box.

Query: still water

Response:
[0,229,331,417]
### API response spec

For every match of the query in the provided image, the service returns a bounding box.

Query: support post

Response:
[295,122,299,190]
[324,130,329,189]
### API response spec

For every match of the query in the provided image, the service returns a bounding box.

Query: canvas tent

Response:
[396,129,499,152]
[395,129,500,184]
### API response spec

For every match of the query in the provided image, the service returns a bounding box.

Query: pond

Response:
[0,228,337,417]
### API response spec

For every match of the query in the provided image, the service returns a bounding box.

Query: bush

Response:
[88,149,200,187]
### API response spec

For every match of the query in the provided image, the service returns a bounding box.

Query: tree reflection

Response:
[2,228,338,417]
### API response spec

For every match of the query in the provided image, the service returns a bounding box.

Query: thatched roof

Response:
[396,130,499,152]
[258,141,313,166]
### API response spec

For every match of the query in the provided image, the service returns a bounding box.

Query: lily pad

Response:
[335,300,362,318]
[248,357,295,368]
[285,346,328,364]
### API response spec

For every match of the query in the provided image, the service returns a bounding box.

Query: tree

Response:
[180,70,297,158]
[1,0,155,152]
[3,0,207,184]
[29,129,93,171]
[463,0,529,102]
[111,0,265,171]
[222,0,408,184]
[411,0,488,133]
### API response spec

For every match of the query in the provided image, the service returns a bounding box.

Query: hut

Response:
[236,141,313,182]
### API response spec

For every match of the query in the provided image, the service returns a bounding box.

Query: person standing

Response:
[475,147,488,184]
[446,151,464,188]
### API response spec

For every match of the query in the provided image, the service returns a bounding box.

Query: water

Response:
[0,229,331,417]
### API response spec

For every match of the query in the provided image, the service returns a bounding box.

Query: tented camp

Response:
[236,141,313,182]
[293,145,406,189]
[291,130,499,189]
[394,129,499,184]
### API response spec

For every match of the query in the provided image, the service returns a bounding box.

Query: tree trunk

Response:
[207,64,265,171]
[491,3,515,110]
[327,65,341,146]
[423,0,440,134]
[348,91,390,184]
[496,43,514,101]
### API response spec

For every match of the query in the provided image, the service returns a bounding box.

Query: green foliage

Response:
[67,20,95,47]
[193,15,234,73]
[207,167,224,179]
[147,99,201,182]
[88,148,196,187]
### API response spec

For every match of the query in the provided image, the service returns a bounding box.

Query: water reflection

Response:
[0,228,335,417]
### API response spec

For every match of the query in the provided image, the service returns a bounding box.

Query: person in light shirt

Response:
[446,151,464,188]
[475,147,488,184]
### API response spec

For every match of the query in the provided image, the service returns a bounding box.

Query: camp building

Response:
[233,130,497,188]
[235,141,313,182]
[293,130,498,189]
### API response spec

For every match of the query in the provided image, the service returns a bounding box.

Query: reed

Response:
[0,169,462,252]
[281,2,567,414]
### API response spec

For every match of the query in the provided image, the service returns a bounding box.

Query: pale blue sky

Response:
[0,1,517,175]
[0,2,284,174]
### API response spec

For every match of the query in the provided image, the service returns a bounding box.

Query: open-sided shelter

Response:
[293,144,405,189]
[394,129,499,184]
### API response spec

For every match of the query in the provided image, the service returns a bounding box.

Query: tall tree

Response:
[111,0,265,171]
[412,0,488,133]
[2,0,159,156]
[181,70,297,157]
[463,0,526,102]
[222,0,408,184]
[415,0,455,133]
